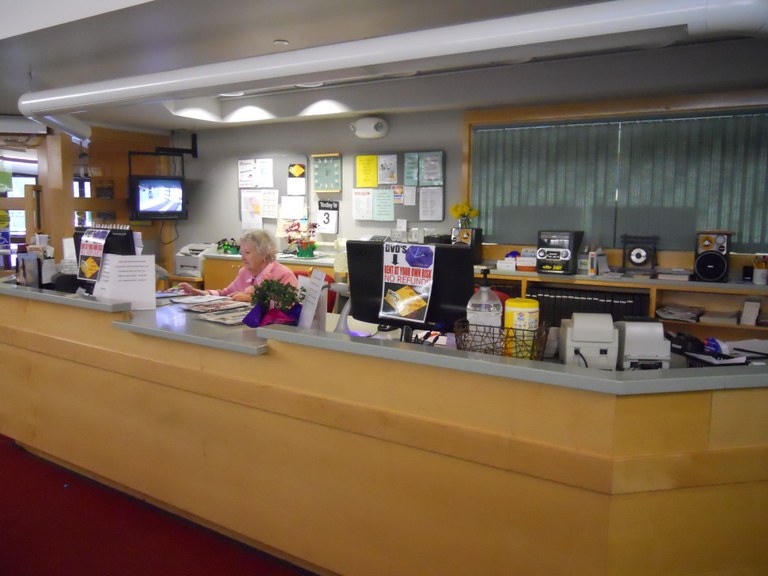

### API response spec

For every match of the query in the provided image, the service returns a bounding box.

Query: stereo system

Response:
[536,230,584,275]
[693,231,731,282]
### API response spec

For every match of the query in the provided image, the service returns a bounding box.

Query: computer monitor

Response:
[74,226,136,260]
[345,240,475,331]
[71,226,137,293]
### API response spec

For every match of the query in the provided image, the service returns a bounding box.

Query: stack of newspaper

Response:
[655,304,704,323]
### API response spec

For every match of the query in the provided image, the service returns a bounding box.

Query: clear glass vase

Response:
[458,216,472,229]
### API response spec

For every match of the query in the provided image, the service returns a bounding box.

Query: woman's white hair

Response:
[241,229,277,262]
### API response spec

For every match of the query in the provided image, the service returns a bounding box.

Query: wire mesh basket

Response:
[454,319,549,360]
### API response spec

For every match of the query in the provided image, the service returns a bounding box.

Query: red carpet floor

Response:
[0,434,317,576]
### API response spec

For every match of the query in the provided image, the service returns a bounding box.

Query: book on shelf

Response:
[655,268,693,281]
[740,299,761,326]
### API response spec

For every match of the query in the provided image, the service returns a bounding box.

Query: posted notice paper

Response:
[93,254,156,310]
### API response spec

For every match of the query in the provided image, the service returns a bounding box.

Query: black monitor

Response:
[129,175,188,220]
[71,226,137,294]
[73,226,136,260]
[346,240,475,331]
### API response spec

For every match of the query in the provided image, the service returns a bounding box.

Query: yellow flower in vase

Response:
[449,202,479,228]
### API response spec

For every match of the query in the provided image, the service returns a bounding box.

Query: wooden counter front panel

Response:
[1,294,767,576]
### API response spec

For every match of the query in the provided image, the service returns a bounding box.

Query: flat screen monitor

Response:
[73,226,136,260]
[346,240,475,331]
[71,226,137,294]
[130,175,187,220]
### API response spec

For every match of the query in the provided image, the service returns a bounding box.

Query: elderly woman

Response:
[179,229,297,302]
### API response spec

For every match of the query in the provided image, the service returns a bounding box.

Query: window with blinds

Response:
[471,113,768,252]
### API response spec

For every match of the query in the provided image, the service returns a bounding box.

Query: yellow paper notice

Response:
[355,155,378,188]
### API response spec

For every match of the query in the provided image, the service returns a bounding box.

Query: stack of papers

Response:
[196,309,252,325]
[169,294,227,304]
[656,304,704,323]
[167,294,253,325]
[655,268,693,281]
[183,300,250,313]
[699,310,739,325]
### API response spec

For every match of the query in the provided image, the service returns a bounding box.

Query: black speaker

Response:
[693,232,730,282]
[450,227,483,264]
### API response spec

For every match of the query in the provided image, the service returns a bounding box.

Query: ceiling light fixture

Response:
[17,0,768,122]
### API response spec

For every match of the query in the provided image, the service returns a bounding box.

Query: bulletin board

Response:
[237,153,308,229]
[352,150,445,222]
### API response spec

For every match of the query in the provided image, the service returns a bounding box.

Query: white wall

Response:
[176,110,466,248]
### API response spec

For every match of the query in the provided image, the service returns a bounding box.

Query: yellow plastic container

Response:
[504,298,540,357]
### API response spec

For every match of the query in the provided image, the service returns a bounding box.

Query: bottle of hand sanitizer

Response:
[466,269,502,327]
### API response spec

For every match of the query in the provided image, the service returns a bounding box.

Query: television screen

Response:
[131,176,187,220]
[346,240,475,331]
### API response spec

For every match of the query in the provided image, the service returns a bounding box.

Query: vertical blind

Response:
[471,113,768,252]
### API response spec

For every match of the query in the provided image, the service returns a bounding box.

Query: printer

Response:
[559,313,619,371]
[614,320,671,370]
[175,243,215,277]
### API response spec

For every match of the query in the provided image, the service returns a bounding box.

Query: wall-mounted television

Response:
[130,175,187,220]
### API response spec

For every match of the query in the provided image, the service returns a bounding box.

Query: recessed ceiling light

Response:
[295,82,324,88]
[218,91,246,97]
[273,39,289,46]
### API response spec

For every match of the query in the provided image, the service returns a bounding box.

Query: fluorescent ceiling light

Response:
[298,100,352,117]
[17,0,768,121]
[223,106,275,123]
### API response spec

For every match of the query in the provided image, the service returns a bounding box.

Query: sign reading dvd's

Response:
[379,243,435,324]
[316,200,339,234]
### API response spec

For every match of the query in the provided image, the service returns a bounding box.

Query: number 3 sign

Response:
[316,200,339,234]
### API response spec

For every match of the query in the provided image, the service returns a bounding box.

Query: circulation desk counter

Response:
[1,281,767,576]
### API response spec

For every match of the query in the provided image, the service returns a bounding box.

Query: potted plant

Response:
[286,220,318,258]
[243,279,305,327]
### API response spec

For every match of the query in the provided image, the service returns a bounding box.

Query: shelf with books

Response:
[484,270,768,340]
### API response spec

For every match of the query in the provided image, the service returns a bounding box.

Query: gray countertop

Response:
[5,277,765,395]
[0,278,132,312]
[256,323,768,396]
[114,303,268,355]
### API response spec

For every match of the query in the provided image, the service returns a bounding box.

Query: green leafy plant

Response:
[251,279,304,311]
